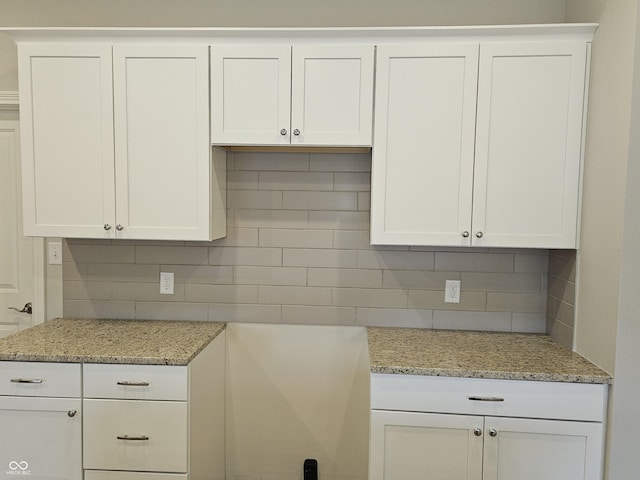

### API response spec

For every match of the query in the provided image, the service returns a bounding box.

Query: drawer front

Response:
[371,374,608,422]
[83,364,188,400]
[0,361,81,397]
[85,471,188,480]
[83,399,188,473]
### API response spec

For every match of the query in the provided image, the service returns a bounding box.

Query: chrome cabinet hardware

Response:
[293,129,301,136]
[67,410,77,418]
[489,429,498,437]
[475,231,484,238]
[10,378,43,384]
[280,128,287,135]
[7,302,32,314]
[117,435,150,441]
[461,231,470,238]
[104,224,112,231]
[116,381,150,387]
[468,396,505,402]
[116,224,124,231]
[473,428,482,437]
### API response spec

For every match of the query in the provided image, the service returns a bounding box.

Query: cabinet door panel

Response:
[291,45,373,146]
[370,410,483,480]
[0,396,82,480]
[18,44,115,237]
[483,417,603,480]
[473,42,587,248]
[113,45,211,240]
[371,44,479,245]
[211,45,291,145]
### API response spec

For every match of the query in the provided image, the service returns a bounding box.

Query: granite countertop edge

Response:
[0,318,227,366]
[370,366,612,384]
[367,327,613,385]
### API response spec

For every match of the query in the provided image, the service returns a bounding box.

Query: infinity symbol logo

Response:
[8,461,29,471]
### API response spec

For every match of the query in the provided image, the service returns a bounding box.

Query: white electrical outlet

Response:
[48,242,63,265]
[160,272,174,295]
[445,280,461,303]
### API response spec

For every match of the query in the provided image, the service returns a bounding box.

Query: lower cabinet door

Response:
[483,416,604,480]
[83,399,188,473]
[369,410,484,480]
[0,396,82,480]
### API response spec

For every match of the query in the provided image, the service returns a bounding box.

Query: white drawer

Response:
[371,374,608,422]
[85,471,188,480]
[0,361,81,397]
[83,364,188,400]
[83,399,188,473]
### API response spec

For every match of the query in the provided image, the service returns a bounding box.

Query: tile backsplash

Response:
[63,152,548,333]
[546,249,577,348]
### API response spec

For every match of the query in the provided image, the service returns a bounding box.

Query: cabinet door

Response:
[210,45,291,145]
[290,45,374,146]
[18,44,116,237]
[370,410,483,480]
[113,45,212,240]
[472,42,587,248]
[483,416,603,480]
[0,396,82,480]
[370,44,479,245]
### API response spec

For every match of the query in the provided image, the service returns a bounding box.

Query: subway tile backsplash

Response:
[63,152,549,333]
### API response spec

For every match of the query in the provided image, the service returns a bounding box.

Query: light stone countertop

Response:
[0,318,226,365]
[367,327,612,384]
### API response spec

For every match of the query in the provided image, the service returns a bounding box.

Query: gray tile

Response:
[486,293,546,313]
[234,152,310,171]
[309,153,371,172]
[332,288,407,308]
[66,244,135,264]
[283,249,357,268]
[259,229,333,248]
[185,284,258,303]
[170,265,234,284]
[357,250,435,270]
[87,264,159,282]
[462,273,543,293]
[258,285,333,306]
[259,171,333,191]
[435,252,514,273]
[433,311,512,332]
[308,211,370,230]
[334,172,371,191]
[135,246,208,265]
[63,300,136,319]
[135,302,209,321]
[512,313,547,333]
[356,308,433,328]
[234,266,307,286]
[232,209,309,229]
[64,281,112,301]
[208,303,282,323]
[282,305,356,325]
[209,247,282,267]
[283,191,357,211]
[308,268,382,288]
[408,290,486,311]
[112,282,185,302]
[383,270,459,289]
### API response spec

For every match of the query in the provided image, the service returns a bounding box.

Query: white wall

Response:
[226,323,370,480]
[566,0,637,374]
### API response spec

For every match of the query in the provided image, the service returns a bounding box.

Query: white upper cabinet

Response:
[211,44,374,147]
[112,45,215,240]
[18,44,224,241]
[19,44,116,238]
[371,40,589,248]
[370,44,480,246]
[472,42,587,248]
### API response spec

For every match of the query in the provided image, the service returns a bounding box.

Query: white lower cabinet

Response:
[0,362,82,480]
[83,331,226,480]
[369,374,607,480]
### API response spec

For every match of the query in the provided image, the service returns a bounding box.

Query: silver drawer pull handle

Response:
[117,381,150,387]
[117,435,149,441]
[468,396,505,402]
[11,378,43,384]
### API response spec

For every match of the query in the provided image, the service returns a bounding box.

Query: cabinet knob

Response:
[473,428,482,437]
[475,231,484,239]
[293,129,301,136]
[489,429,498,437]
[462,231,470,238]
[104,224,112,231]
[280,128,288,136]
[116,224,124,231]
[67,410,77,418]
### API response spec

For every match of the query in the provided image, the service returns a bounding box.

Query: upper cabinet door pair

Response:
[18,44,216,240]
[370,42,588,249]
[210,45,375,147]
